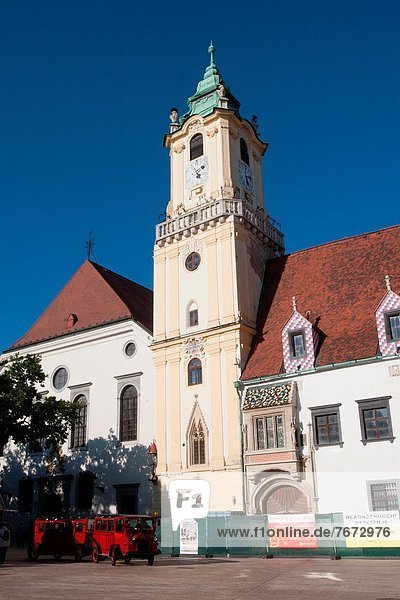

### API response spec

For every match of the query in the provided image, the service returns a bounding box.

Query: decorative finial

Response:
[292,296,297,312]
[385,274,392,292]
[208,41,215,66]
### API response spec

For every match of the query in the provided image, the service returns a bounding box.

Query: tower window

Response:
[185,252,201,271]
[120,385,138,442]
[190,134,203,160]
[240,138,249,165]
[188,302,199,327]
[188,358,202,386]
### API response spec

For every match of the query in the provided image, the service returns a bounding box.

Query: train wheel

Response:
[147,555,155,566]
[124,556,131,564]
[29,548,39,561]
[111,547,117,566]
[92,547,100,563]
[54,555,62,560]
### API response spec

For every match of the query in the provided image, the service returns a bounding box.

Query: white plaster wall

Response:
[1,319,156,514]
[295,356,400,513]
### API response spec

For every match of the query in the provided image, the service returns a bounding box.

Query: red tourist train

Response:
[28,514,160,565]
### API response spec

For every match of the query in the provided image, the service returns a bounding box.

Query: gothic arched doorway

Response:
[262,485,309,515]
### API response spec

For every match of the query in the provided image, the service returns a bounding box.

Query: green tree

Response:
[0,354,79,450]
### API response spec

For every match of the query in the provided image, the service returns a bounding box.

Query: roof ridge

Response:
[271,224,400,263]
[89,261,152,294]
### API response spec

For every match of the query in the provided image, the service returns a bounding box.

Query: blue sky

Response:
[1,0,399,351]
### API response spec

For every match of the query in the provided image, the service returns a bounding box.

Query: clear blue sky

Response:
[2,0,399,351]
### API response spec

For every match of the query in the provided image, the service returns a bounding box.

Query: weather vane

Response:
[85,230,97,261]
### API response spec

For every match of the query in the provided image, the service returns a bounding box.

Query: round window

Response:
[52,367,68,390]
[185,252,201,271]
[124,341,136,357]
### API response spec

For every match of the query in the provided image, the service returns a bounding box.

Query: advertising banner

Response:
[180,519,199,555]
[267,513,317,549]
[343,511,400,548]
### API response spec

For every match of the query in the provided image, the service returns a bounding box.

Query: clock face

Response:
[185,156,209,189]
[238,160,254,194]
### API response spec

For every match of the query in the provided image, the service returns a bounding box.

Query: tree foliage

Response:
[0,354,79,450]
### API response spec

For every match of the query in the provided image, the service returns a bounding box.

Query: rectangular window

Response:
[368,481,400,511]
[356,397,393,444]
[254,415,285,450]
[310,404,342,446]
[386,312,400,341]
[289,330,306,358]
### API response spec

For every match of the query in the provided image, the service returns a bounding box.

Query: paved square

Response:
[1,549,400,599]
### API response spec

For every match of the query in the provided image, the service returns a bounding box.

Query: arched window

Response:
[188,358,202,386]
[76,472,94,511]
[120,385,138,442]
[71,395,87,448]
[188,301,199,327]
[240,138,249,165]
[190,134,203,160]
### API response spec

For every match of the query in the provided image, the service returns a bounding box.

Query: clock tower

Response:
[152,45,284,512]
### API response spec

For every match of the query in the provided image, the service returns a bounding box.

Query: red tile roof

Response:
[9,260,153,349]
[242,225,400,380]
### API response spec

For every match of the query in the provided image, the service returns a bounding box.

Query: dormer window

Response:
[289,330,306,358]
[240,138,249,165]
[376,276,400,356]
[386,312,400,341]
[190,133,203,160]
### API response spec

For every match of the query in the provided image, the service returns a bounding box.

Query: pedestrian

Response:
[0,519,11,564]
[16,522,25,549]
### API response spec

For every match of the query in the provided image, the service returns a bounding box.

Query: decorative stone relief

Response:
[229,127,239,140]
[206,126,218,138]
[188,119,204,134]
[181,337,207,365]
[173,143,186,154]
[181,238,205,261]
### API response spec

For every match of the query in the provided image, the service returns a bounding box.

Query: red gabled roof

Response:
[242,225,400,380]
[10,260,153,349]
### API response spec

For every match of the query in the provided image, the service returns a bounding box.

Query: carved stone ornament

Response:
[173,143,186,154]
[181,238,205,261]
[188,119,204,134]
[229,127,239,140]
[206,126,218,138]
[182,337,207,362]
[252,150,261,162]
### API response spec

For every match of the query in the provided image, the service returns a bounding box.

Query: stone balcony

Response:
[155,197,284,251]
